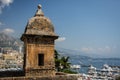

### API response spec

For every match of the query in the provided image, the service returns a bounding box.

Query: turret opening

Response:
[38,54,44,66]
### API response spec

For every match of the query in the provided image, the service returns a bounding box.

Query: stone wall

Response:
[0,75,81,80]
[22,36,56,77]
[25,69,55,77]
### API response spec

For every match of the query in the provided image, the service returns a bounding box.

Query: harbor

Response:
[71,64,120,80]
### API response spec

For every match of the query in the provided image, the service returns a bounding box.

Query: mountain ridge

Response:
[0,32,23,51]
[0,32,16,41]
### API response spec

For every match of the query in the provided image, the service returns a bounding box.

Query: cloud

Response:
[97,46,111,53]
[0,0,14,13]
[80,46,112,53]
[0,21,4,26]
[56,37,66,42]
[0,22,2,26]
[79,46,119,57]
[80,47,94,53]
[2,28,15,34]
[105,46,111,51]
[97,48,104,52]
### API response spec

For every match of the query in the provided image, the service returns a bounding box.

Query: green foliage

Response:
[54,50,61,71]
[62,69,77,74]
[54,50,77,74]
[55,50,71,71]
[60,56,71,69]
[54,50,59,59]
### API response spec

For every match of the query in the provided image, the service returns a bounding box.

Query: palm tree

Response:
[54,50,61,71]
[60,56,71,70]
[54,50,59,59]
[54,50,71,72]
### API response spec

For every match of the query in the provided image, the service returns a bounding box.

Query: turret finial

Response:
[35,4,44,17]
[38,4,42,9]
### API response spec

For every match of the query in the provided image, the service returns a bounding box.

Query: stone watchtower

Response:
[21,4,58,77]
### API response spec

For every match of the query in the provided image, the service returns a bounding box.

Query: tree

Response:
[60,56,71,70]
[54,50,61,71]
[54,50,59,59]
[54,50,77,74]
[54,50,71,71]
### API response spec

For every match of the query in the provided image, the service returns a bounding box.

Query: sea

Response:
[70,58,120,74]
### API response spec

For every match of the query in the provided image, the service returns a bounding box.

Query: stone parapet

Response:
[25,69,55,77]
[0,75,80,80]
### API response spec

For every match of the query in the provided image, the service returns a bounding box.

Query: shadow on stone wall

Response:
[0,71,25,77]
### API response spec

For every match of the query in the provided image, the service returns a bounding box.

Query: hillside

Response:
[0,32,23,50]
[56,47,92,65]
[0,33,16,41]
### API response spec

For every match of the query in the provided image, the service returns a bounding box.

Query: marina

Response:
[71,64,120,80]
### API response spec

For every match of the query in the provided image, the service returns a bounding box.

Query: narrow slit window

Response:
[38,54,44,66]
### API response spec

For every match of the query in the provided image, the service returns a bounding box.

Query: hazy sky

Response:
[0,0,120,58]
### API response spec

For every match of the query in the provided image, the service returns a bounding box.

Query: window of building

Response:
[38,54,44,66]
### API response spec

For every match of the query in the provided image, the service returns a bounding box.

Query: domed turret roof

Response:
[24,4,57,36]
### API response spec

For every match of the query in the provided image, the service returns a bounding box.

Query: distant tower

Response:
[21,4,58,77]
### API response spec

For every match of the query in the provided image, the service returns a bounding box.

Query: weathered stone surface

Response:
[0,75,79,80]
[25,69,55,77]
[20,4,58,77]
[24,17,56,36]
[21,5,57,36]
